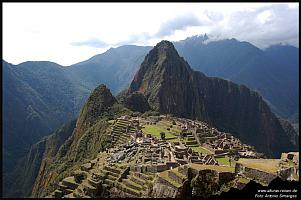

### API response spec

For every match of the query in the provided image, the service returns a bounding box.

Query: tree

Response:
[160,132,166,140]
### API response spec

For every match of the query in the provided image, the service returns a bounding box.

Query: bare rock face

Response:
[127,40,297,157]
[123,91,150,113]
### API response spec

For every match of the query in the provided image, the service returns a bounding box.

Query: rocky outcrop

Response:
[127,40,297,157]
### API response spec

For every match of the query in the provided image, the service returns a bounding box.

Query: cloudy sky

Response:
[3,3,299,66]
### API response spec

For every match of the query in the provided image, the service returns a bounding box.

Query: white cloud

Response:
[256,10,272,24]
[3,3,299,66]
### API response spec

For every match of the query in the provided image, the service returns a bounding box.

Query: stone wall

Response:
[166,162,180,169]
[156,164,168,172]
[130,164,168,173]
[117,167,130,182]
[152,182,178,198]
[244,167,276,184]
[278,167,294,180]
[235,163,244,174]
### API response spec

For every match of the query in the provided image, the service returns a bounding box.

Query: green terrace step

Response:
[168,170,187,184]
[87,178,101,188]
[128,175,147,186]
[187,136,196,141]
[119,135,130,140]
[122,179,143,191]
[58,182,68,191]
[187,144,199,148]
[111,134,122,139]
[104,178,115,187]
[81,163,93,172]
[115,182,141,197]
[62,188,73,195]
[159,171,182,188]
[54,189,63,198]
[185,140,198,145]
[116,120,129,123]
[104,165,122,174]
[112,129,123,133]
[101,169,119,178]
[107,174,118,181]
[117,137,129,142]
[82,182,97,196]
[129,171,153,181]
[101,183,109,189]
[115,123,128,127]
[116,119,129,122]
[62,177,79,190]
[112,129,124,133]
[117,139,129,144]
[63,193,75,198]
[113,124,126,128]
[114,127,126,131]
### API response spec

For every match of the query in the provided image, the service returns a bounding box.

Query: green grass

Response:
[157,120,182,133]
[238,177,251,184]
[142,125,177,139]
[190,146,212,154]
[166,138,180,142]
[189,163,234,172]
[159,171,182,188]
[216,156,231,166]
[236,159,280,174]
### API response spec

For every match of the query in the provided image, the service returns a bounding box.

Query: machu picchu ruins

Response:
[46,115,299,198]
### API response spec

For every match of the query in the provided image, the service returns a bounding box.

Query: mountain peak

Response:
[151,40,180,59]
[128,40,191,94]
[76,84,116,132]
[126,41,296,157]
[155,40,175,49]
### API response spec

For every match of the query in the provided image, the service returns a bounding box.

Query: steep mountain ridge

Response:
[127,40,297,157]
[3,120,76,197]
[30,84,132,197]
[68,45,152,93]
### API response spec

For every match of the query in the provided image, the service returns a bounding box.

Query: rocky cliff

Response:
[127,40,297,157]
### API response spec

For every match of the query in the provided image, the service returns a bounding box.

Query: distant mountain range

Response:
[2,35,299,197]
[174,35,299,119]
